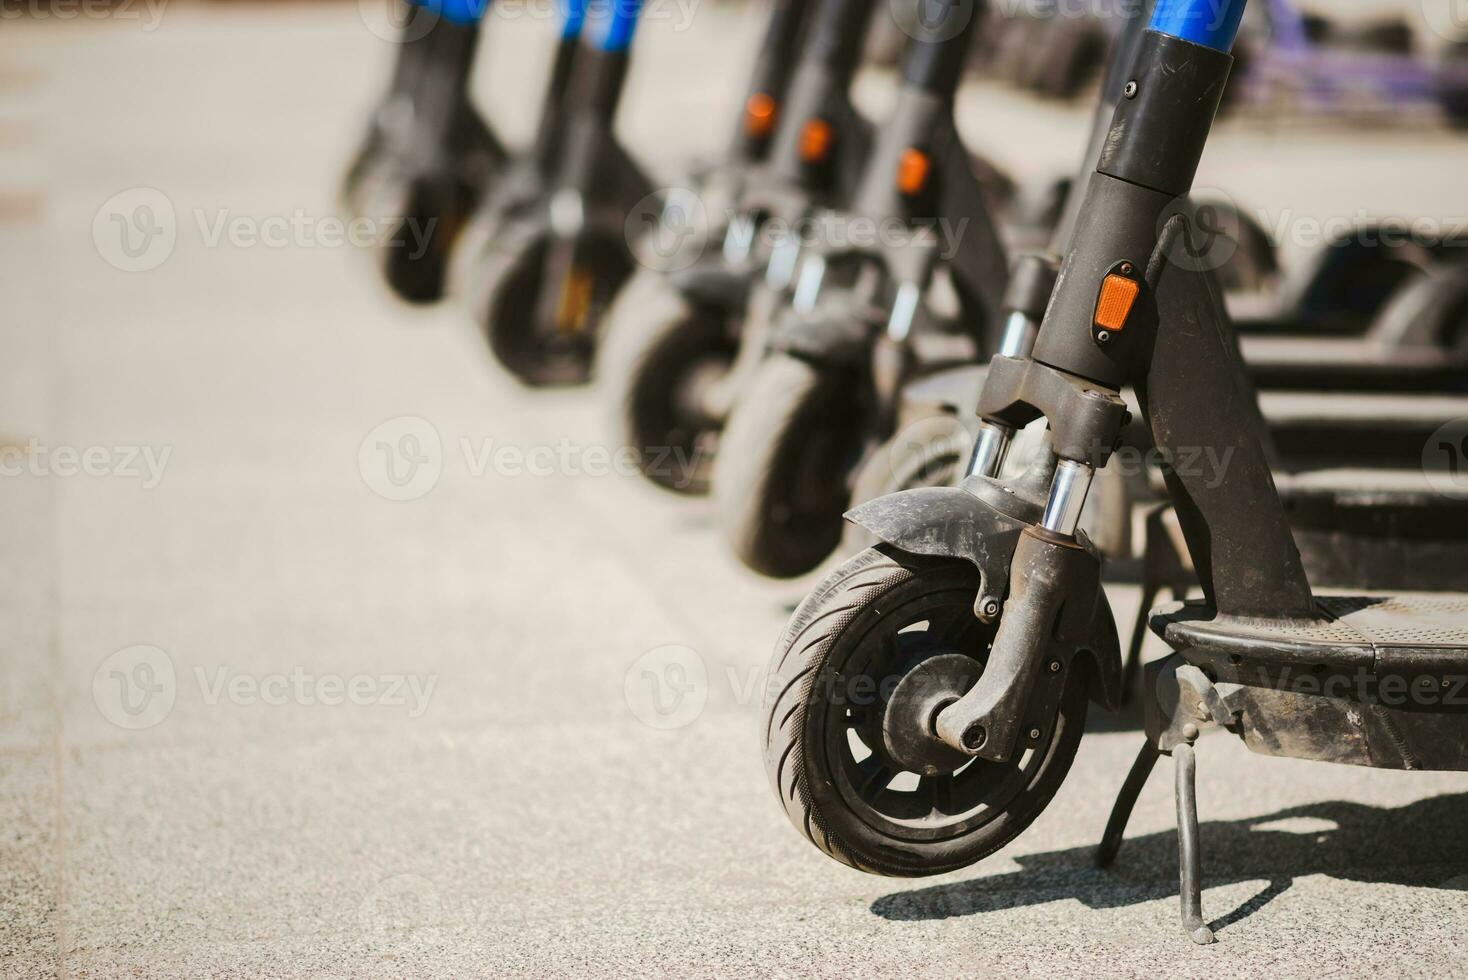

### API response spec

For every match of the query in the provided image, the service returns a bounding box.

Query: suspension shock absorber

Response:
[966,252,1060,478]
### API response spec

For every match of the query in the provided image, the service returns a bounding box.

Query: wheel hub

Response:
[882,652,982,775]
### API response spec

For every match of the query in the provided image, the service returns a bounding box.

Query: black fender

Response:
[668,260,753,313]
[845,477,1123,710]
[770,297,880,368]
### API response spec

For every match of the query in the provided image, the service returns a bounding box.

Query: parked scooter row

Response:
[345,0,651,384]
[345,0,1468,945]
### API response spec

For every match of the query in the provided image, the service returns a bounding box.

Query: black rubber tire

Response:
[378,175,469,304]
[762,545,1090,877]
[712,353,866,579]
[479,227,634,388]
[597,274,738,494]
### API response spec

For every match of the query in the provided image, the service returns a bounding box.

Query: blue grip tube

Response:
[590,0,643,51]
[1148,0,1246,52]
[410,0,490,24]
[561,0,589,39]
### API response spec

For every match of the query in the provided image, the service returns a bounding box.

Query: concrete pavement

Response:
[3,4,1468,977]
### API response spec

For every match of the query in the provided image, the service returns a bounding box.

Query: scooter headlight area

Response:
[23,0,1468,968]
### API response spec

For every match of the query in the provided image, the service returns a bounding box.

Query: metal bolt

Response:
[1182,723,1199,741]
[1029,728,1042,741]
[1123,80,1139,99]
[962,723,986,752]
[979,598,1001,619]
[1444,678,1452,688]
[1096,330,1110,344]
[1119,262,1134,275]
[1049,661,1061,673]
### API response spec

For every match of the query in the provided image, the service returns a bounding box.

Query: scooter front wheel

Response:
[712,354,865,578]
[597,278,737,494]
[763,545,1089,876]
[477,227,634,387]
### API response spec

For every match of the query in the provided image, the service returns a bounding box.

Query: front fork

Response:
[935,8,1252,762]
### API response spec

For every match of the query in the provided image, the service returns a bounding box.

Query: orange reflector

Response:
[744,92,776,139]
[799,119,832,163]
[1094,273,1141,331]
[896,148,930,195]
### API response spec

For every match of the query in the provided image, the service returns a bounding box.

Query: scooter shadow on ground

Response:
[869,792,1468,936]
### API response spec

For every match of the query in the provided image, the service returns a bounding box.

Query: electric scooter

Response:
[760,0,1468,944]
[595,0,877,490]
[343,0,505,303]
[465,0,654,386]
[710,0,1010,579]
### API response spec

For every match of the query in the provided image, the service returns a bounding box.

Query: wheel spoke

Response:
[927,605,977,646]
[926,774,957,816]
[855,757,892,799]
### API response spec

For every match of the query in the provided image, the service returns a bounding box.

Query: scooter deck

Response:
[1242,335,1466,389]
[894,362,1468,449]
[1155,593,1468,666]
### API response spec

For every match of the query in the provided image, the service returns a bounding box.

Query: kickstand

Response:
[1095,740,1160,868]
[1096,738,1216,945]
[1175,742,1214,944]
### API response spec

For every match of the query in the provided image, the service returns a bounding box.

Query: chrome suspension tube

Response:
[1040,459,1094,537]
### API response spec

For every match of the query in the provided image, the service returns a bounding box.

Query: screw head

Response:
[1096,330,1110,343]
[1182,723,1199,740]
[979,598,1001,619]
[1049,661,1061,673]
[1029,728,1041,741]
[1123,80,1139,98]
[1119,262,1134,275]
[961,723,986,752]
